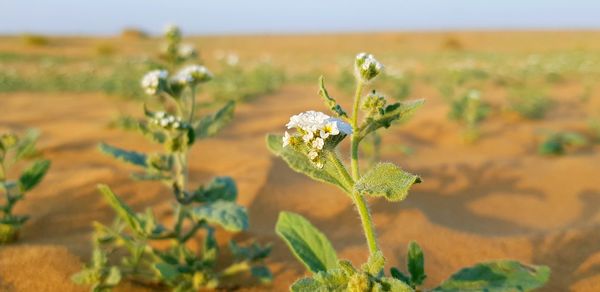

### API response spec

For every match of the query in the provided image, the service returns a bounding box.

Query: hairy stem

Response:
[349,80,380,256]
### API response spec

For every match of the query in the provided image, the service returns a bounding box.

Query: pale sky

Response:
[1,0,599,35]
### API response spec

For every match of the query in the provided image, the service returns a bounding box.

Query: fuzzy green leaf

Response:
[18,159,50,192]
[291,277,325,292]
[97,185,144,235]
[99,142,147,168]
[190,201,248,232]
[192,176,237,203]
[379,277,413,292]
[266,134,353,193]
[360,99,424,138]
[433,260,550,292]
[354,163,421,202]
[276,212,338,274]
[407,241,426,286]
[195,100,236,139]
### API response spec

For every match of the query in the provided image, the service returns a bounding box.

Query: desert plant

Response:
[538,131,587,156]
[158,25,199,69]
[72,62,270,290]
[0,130,51,244]
[508,86,552,120]
[448,89,490,143]
[267,53,549,291]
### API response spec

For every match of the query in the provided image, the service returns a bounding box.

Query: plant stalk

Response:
[349,80,380,256]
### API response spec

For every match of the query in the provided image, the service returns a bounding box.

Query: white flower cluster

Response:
[172,65,212,86]
[141,70,168,95]
[355,52,383,82]
[150,111,186,130]
[283,111,352,168]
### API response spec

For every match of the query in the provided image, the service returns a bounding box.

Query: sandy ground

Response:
[2,31,600,291]
[1,79,600,292]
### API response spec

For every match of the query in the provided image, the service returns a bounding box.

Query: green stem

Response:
[349,80,380,256]
[350,82,364,181]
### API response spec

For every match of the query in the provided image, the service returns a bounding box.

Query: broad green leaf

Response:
[229,240,272,262]
[318,76,348,118]
[433,260,550,292]
[407,241,426,286]
[276,212,338,274]
[190,201,248,232]
[18,159,50,192]
[291,278,325,292]
[195,100,236,139]
[99,142,147,168]
[266,134,353,194]
[360,99,424,139]
[362,250,385,275]
[354,163,421,202]
[192,176,237,202]
[154,262,180,282]
[97,185,144,235]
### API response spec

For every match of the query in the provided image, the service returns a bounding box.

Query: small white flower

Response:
[312,138,324,150]
[141,70,168,95]
[302,131,314,143]
[314,162,324,169]
[308,151,319,160]
[160,119,169,127]
[283,131,291,147]
[355,52,383,82]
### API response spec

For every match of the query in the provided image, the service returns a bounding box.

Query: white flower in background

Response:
[164,24,181,39]
[178,44,197,59]
[355,52,383,82]
[141,70,168,95]
[172,65,212,86]
[283,110,352,168]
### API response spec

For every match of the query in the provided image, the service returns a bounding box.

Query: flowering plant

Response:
[73,28,271,291]
[267,53,549,291]
[0,130,50,244]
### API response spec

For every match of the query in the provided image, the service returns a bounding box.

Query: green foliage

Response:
[194,100,236,139]
[433,260,550,291]
[207,59,285,102]
[538,131,587,156]
[0,130,50,244]
[508,87,552,120]
[75,25,270,291]
[266,134,354,194]
[448,89,490,143]
[355,163,421,202]
[276,212,338,273]
[268,53,549,291]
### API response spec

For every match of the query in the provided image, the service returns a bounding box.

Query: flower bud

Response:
[361,90,387,116]
[164,24,182,42]
[141,70,169,95]
[355,52,383,83]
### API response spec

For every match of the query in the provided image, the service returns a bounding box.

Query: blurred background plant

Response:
[0,130,50,244]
